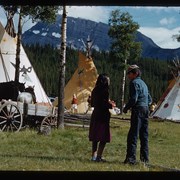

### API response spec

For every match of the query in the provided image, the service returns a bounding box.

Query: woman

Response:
[88,73,113,162]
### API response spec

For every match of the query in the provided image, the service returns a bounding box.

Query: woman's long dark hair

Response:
[95,73,110,89]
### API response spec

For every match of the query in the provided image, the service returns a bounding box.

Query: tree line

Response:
[24,44,170,108]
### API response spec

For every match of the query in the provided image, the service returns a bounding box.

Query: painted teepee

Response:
[0,21,51,105]
[152,58,180,122]
[53,51,98,113]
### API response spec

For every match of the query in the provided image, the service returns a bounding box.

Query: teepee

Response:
[152,59,180,122]
[53,52,98,113]
[0,21,51,105]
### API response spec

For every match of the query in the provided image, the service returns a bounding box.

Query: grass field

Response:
[0,115,179,175]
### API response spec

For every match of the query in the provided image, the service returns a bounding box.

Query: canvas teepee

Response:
[0,21,51,105]
[53,52,98,114]
[152,59,180,122]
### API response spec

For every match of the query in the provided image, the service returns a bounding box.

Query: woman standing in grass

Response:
[88,73,114,162]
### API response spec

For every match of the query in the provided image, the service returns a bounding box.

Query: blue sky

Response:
[0,6,180,49]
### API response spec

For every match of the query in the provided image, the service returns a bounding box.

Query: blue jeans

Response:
[125,106,149,163]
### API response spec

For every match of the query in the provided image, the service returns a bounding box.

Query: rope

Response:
[0,48,10,81]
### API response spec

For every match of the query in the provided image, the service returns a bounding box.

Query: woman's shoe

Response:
[91,156,97,161]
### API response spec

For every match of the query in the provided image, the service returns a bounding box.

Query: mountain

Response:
[22,15,180,60]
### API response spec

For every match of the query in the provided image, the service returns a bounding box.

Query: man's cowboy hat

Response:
[127,64,139,74]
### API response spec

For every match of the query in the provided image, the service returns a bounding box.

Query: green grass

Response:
[0,117,179,172]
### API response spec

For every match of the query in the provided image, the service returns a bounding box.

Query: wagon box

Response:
[0,100,58,132]
[16,102,56,117]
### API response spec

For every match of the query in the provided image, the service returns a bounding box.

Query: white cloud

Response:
[139,27,180,49]
[66,6,110,24]
[160,17,176,26]
[133,6,180,13]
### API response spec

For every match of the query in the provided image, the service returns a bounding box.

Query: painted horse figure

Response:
[17,86,36,104]
[0,81,25,101]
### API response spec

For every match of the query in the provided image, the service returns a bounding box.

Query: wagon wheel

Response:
[39,115,57,135]
[0,101,23,132]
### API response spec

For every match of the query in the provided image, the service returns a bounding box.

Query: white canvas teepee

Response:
[53,52,98,113]
[152,60,180,122]
[0,21,51,105]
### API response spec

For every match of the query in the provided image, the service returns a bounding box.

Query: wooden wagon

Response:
[0,99,58,132]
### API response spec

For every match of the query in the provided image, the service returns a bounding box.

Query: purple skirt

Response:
[88,109,111,142]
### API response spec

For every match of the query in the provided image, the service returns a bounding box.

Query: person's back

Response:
[91,87,110,112]
[130,77,151,107]
[89,73,113,162]
[123,64,152,165]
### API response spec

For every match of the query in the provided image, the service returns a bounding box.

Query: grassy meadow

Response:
[0,115,179,173]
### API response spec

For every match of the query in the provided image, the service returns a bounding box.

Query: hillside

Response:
[22,15,180,61]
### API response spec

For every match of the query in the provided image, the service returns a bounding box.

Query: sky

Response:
[0,6,180,49]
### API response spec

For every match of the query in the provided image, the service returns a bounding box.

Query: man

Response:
[123,64,152,165]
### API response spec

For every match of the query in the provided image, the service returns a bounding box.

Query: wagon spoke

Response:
[0,119,7,125]
[1,124,8,131]
[14,114,21,119]
[10,123,20,132]
[0,102,23,132]
[9,104,13,114]
[10,106,18,116]
[1,109,8,118]
[0,115,7,121]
